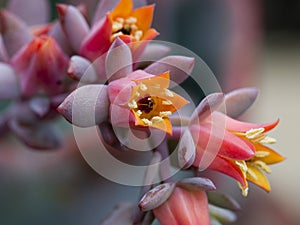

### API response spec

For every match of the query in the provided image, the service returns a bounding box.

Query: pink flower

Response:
[11,35,68,97]
[179,88,284,196]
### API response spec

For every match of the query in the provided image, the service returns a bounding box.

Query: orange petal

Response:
[152,117,172,135]
[111,0,133,18]
[253,143,285,164]
[247,166,271,192]
[132,4,155,33]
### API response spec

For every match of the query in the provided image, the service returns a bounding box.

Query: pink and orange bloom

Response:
[108,70,189,134]
[183,89,285,196]
[57,0,158,62]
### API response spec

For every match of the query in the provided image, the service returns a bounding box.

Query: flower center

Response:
[111,16,143,42]
[137,96,155,114]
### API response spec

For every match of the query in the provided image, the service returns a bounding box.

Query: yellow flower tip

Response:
[127,73,189,134]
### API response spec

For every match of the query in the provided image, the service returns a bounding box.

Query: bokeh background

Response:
[0,0,299,224]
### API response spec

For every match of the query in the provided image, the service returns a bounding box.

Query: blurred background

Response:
[0,0,299,224]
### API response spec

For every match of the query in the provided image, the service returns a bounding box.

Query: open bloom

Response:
[179,89,284,196]
[57,0,158,62]
[211,113,285,195]
[108,70,189,134]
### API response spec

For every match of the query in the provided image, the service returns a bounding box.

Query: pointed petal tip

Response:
[56,4,68,17]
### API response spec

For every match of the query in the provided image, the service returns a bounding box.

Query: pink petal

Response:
[68,55,98,83]
[0,62,20,99]
[144,55,194,88]
[225,87,259,118]
[212,111,279,133]
[107,77,135,105]
[190,124,255,162]
[110,104,136,127]
[11,36,69,97]
[80,15,112,61]
[190,93,225,124]
[208,155,247,186]
[106,38,133,82]
[7,0,50,26]
[154,187,210,225]
[57,4,90,53]
[57,84,109,127]
[0,10,33,57]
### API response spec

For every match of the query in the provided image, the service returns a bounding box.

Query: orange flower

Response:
[79,0,158,61]
[108,70,189,135]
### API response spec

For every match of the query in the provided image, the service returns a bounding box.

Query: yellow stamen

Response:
[159,111,172,117]
[245,128,265,139]
[111,15,143,41]
[141,118,152,126]
[151,116,164,123]
[125,16,137,24]
[128,100,138,109]
[253,160,271,173]
[162,100,172,105]
[238,182,249,197]
[255,151,270,158]
[259,136,277,144]
[235,160,248,177]
[163,89,174,97]
[140,83,148,91]
[134,30,143,41]
[247,168,258,180]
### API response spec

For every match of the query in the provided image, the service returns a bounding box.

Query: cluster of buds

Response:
[0,0,284,225]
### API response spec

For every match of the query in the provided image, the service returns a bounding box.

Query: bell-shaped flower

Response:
[139,177,215,225]
[180,88,285,196]
[57,0,158,62]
